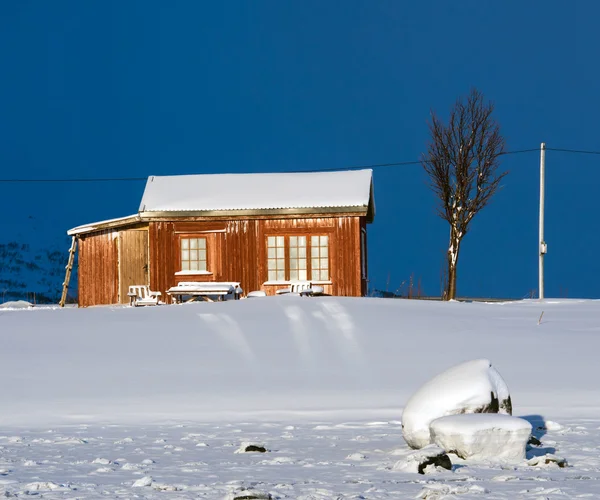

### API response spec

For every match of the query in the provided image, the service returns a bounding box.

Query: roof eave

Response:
[67,214,143,236]
[139,206,370,220]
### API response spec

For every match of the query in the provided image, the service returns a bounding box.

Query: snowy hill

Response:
[2,296,599,426]
[2,297,600,498]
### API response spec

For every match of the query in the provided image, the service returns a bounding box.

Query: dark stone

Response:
[528,436,542,446]
[244,445,267,453]
[417,452,452,474]
[500,396,513,415]
[233,491,272,500]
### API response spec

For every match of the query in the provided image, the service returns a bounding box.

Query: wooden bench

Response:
[166,282,242,303]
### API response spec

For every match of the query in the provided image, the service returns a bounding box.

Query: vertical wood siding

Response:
[78,231,118,307]
[81,215,369,305]
[118,229,149,304]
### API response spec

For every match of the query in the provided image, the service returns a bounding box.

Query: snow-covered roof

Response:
[139,169,374,216]
[68,170,375,235]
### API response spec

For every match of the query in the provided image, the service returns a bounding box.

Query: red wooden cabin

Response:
[67,169,375,307]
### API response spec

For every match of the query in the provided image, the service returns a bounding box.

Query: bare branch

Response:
[421,88,507,299]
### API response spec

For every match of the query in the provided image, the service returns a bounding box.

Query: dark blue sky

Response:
[1,1,599,298]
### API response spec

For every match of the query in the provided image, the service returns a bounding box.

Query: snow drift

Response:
[1,297,600,426]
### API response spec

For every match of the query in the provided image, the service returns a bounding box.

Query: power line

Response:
[0,177,147,183]
[0,146,598,183]
[546,147,600,155]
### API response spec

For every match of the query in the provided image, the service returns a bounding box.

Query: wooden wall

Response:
[147,216,366,302]
[78,215,368,306]
[78,230,119,307]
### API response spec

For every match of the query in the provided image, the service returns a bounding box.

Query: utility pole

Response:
[539,143,547,299]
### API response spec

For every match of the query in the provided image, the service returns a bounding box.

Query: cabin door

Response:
[118,229,149,304]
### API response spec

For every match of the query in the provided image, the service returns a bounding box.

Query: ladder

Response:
[59,236,77,307]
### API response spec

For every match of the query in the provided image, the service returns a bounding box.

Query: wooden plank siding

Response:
[146,215,366,302]
[77,214,368,306]
[78,230,119,307]
[118,229,149,304]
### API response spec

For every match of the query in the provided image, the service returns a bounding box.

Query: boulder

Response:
[430,413,532,463]
[402,359,512,449]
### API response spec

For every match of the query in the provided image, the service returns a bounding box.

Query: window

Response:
[267,236,285,281]
[180,237,207,271]
[289,236,307,281]
[310,235,329,281]
[266,234,329,282]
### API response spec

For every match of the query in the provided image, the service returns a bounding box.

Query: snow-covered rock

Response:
[430,414,532,463]
[402,359,512,449]
[392,444,452,474]
[132,475,153,487]
[527,453,568,468]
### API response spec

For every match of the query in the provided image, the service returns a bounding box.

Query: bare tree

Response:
[422,88,507,300]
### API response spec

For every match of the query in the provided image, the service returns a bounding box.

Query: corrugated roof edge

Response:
[67,214,141,236]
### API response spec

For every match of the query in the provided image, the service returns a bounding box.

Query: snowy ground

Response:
[2,297,600,498]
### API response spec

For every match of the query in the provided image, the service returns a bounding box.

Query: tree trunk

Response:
[445,228,462,301]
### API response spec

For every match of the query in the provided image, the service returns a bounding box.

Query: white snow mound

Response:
[430,413,532,463]
[402,359,512,449]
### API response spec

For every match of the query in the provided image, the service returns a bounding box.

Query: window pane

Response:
[321,246,328,257]
[320,269,329,281]
[277,270,285,281]
[322,258,328,269]
[199,249,206,261]
[182,261,190,271]
[181,239,189,249]
[299,260,306,270]
[268,236,276,246]
[182,249,189,261]
[311,235,319,246]
[268,247,276,258]
[268,270,276,281]
[276,236,284,246]
[290,269,298,280]
[290,259,298,270]
[312,258,319,269]
[321,235,328,245]
[190,239,198,249]
[299,247,306,258]
[268,259,276,270]
[199,260,207,271]
[290,247,297,258]
[277,247,285,258]
[289,236,297,246]
[298,236,306,246]
[198,238,206,249]
[311,269,319,280]
[190,260,199,271]
[190,250,198,261]
[299,269,307,280]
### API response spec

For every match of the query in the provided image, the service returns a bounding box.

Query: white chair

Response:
[127,285,161,307]
[290,280,313,295]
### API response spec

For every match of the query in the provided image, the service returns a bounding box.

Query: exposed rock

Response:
[234,442,268,453]
[392,444,452,474]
